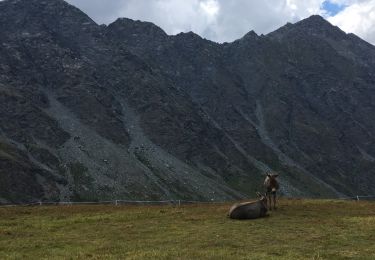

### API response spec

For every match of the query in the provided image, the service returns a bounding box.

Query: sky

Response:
[55,0,375,45]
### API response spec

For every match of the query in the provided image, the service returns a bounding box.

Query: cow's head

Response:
[266,172,279,192]
[256,192,268,206]
[267,172,279,178]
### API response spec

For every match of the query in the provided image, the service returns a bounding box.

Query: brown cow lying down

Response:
[228,192,268,219]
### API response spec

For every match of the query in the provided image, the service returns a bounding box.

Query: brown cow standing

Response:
[228,192,268,219]
[264,173,279,210]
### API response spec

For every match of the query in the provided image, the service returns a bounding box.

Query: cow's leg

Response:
[273,192,277,210]
[267,192,272,211]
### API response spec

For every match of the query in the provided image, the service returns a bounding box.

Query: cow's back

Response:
[228,201,262,219]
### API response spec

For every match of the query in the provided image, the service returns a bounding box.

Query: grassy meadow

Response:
[0,199,374,259]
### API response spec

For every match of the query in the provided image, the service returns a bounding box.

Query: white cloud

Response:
[200,0,220,18]
[207,0,325,42]
[328,0,375,44]
[55,0,375,44]
[67,0,328,42]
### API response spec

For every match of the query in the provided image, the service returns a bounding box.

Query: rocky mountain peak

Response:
[296,14,330,27]
[267,14,347,42]
[174,31,203,41]
[107,18,168,40]
[0,0,97,31]
[0,0,86,17]
[241,30,259,41]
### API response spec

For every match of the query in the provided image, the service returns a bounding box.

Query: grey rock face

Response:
[1,0,375,203]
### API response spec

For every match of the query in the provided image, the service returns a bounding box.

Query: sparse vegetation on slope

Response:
[0,199,374,259]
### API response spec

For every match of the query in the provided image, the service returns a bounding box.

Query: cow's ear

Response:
[273,174,279,177]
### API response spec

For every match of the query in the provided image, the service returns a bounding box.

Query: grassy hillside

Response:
[0,199,374,259]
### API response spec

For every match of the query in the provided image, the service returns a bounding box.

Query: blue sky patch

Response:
[322,1,347,16]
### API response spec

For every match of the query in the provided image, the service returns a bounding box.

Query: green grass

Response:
[0,199,374,259]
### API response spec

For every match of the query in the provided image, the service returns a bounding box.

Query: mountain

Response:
[1,0,375,203]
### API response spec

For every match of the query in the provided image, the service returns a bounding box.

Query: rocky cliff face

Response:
[1,0,375,203]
